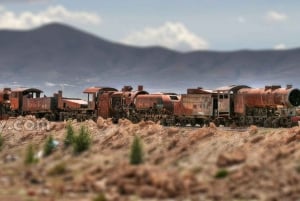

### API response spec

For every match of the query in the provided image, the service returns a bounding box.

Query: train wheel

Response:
[272,118,280,128]
[263,117,272,128]
[112,117,119,124]
[190,119,196,127]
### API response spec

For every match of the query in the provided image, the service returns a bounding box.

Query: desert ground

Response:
[0,116,300,201]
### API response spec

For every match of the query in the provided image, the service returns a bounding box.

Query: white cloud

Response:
[45,82,56,87]
[0,5,101,29]
[45,82,75,87]
[266,11,287,22]
[273,43,287,50]
[122,22,209,51]
[237,16,246,23]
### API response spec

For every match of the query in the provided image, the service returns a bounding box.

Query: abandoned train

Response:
[0,84,299,128]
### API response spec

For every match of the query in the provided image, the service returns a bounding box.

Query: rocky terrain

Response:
[0,116,300,201]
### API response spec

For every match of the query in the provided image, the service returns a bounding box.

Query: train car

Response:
[83,86,118,119]
[10,88,57,119]
[133,93,179,124]
[211,85,300,127]
[174,87,214,126]
[234,85,300,127]
[56,90,91,121]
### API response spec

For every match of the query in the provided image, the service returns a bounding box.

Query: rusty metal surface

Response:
[60,99,87,110]
[111,91,149,105]
[237,87,300,107]
[22,97,54,112]
[217,94,231,115]
[12,88,42,93]
[187,88,212,94]
[235,87,300,114]
[135,94,176,112]
[10,97,19,111]
[97,93,111,118]
[179,94,213,116]
[83,87,117,93]
[215,85,250,92]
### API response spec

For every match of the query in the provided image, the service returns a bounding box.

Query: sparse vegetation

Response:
[215,169,229,179]
[64,122,75,147]
[73,126,91,154]
[130,135,144,165]
[93,193,107,201]
[24,144,38,165]
[48,162,67,176]
[43,135,55,157]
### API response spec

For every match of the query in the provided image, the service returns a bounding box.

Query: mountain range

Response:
[0,23,299,97]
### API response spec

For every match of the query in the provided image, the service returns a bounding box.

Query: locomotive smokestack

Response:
[122,86,133,92]
[138,85,143,91]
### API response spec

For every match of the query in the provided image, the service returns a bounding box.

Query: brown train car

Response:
[134,93,178,113]
[10,88,57,115]
[233,85,300,127]
[83,87,118,119]
[235,85,300,114]
[179,88,213,117]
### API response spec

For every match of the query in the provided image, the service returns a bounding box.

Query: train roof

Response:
[12,87,43,93]
[83,87,118,93]
[62,98,87,105]
[214,85,250,93]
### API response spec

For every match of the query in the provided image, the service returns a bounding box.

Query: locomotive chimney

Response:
[286,84,292,89]
[271,85,281,90]
[138,85,143,91]
[265,85,271,90]
[122,86,133,92]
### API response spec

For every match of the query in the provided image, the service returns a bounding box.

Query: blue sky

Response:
[0,0,299,51]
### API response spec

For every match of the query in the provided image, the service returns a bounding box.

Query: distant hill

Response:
[0,23,300,97]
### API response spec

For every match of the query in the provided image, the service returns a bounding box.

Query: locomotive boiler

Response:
[234,85,300,127]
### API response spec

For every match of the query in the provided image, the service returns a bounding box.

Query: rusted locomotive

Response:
[83,84,300,127]
[0,84,299,128]
[0,87,91,121]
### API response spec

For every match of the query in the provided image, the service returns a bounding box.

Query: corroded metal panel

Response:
[97,93,111,118]
[22,97,53,112]
[61,99,87,110]
[83,87,117,94]
[237,87,300,108]
[180,94,213,116]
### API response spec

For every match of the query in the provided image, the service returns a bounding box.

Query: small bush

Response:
[93,193,107,201]
[64,122,74,147]
[43,135,55,157]
[215,169,229,179]
[0,133,3,151]
[73,126,91,154]
[48,162,67,176]
[24,144,38,165]
[130,135,144,165]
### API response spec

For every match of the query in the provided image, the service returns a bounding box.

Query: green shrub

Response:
[24,144,38,165]
[215,169,229,179]
[48,162,67,176]
[93,193,107,201]
[64,122,74,147]
[73,126,91,154]
[43,135,55,157]
[130,135,144,165]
